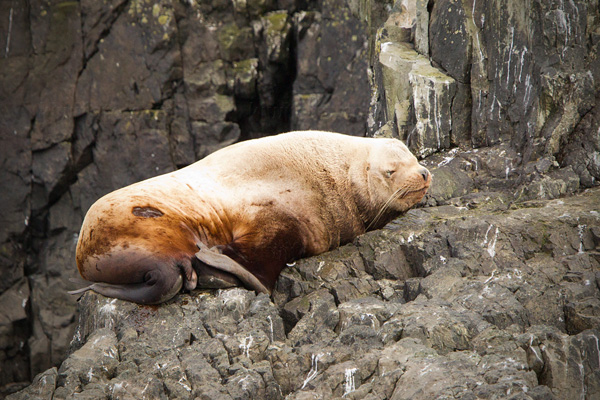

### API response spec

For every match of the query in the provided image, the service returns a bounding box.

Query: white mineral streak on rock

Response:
[5,7,13,57]
[577,223,586,253]
[240,335,253,358]
[98,298,118,330]
[379,41,455,157]
[317,261,325,272]
[593,334,600,369]
[178,376,192,392]
[505,27,515,87]
[301,353,324,389]
[238,374,252,391]
[343,367,358,397]
[267,315,274,342]
[482,224,499,258]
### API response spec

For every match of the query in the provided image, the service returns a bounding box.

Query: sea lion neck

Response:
[346,143,377,231]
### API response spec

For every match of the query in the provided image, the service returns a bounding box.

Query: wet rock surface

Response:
[8,185,600,399]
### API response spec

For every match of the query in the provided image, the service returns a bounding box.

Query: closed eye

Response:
[386,170,395,178]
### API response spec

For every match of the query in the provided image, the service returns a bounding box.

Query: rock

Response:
[356,229,419,281]
[4,367,57,400]
[0,278,30,391]
[423,154,475,205]
[520,326,600,400]
[378,41,456,156]
[429,0,471,83]
[565,298,600,335]
[232,58,259,99]
[379,41,422,135]
[414,0,429,55]
[515,165,580,201]
[29,1,82,152]
[2,0,600,396]
[191,121,241,159]
[218,22,255,62]
[9,185,600,399]
[292,3,370,135]
[408,64,456,157]
[254,10,294,133]
[75,0,180,113]
[374,0,600,167]
[31,143,72,208]
[558,94,600,187]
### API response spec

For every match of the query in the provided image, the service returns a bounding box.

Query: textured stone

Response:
[558,94,600,187]
[292,4,370,135]
[8,186,600,399]
[0,278,30,391]
[429,0,471,82]
[75,0,180,114]
[414,0,429,55]
[379,41,456,156]
[2,0,600,397]
[408,65,456,157]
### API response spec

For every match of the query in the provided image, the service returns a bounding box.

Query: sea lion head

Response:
[365,138,431,228]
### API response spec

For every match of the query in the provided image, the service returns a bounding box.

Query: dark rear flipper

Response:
[68,268,183,305]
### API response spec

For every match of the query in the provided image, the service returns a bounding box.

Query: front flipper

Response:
[195,242,270,294]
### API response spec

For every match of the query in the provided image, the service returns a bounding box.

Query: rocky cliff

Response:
[1,0,599,398]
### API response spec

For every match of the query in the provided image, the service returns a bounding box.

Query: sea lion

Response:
[70,131,431,304]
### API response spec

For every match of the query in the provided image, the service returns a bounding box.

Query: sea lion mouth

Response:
[401,185,429,197]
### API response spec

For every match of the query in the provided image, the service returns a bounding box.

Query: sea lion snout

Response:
[419,167,430,183]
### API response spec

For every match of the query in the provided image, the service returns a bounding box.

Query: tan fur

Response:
[74,131,431,304]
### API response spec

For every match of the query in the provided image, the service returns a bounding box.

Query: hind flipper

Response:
[68,269,183,305]
[195,242,270,294]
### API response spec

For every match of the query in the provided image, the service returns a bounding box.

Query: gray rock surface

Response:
[1,0,600,398]
[370,0,600,183]
[0,1,370,395]
[8,185,600,399]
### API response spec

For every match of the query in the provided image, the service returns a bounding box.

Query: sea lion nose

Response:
[419,168,430,182]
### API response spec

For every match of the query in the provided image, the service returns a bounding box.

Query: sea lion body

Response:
[73,131,431,304]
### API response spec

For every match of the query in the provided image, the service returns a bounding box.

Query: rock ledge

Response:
[9,187,600,400]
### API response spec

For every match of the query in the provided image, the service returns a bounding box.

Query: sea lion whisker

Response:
[366,187,407,230]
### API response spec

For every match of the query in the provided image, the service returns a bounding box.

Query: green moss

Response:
[264,11,289,35]
[56,1,79,9]
[158,14,169,25]
[298,295,311,310]
[215,94,235,114]
[218,23,242,49]
[152,3,161,17]
[233,58,258,73]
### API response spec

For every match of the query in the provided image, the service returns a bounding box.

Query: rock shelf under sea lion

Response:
[70,131,431,304]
